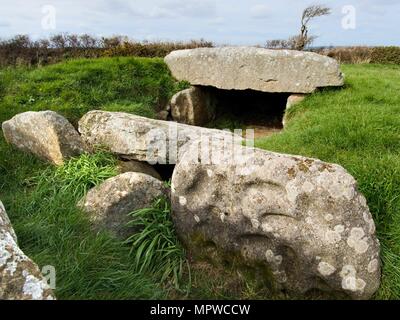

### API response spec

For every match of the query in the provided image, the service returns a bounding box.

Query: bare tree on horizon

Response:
[266,4,331,50]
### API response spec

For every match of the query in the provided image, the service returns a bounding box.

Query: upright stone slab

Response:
[165,47,344,93]
[170,87,216,126]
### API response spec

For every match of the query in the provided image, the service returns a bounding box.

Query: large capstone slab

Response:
[165,47,344,94]
[171,141,381,299]
[0,201,55,300]
[78,111,240,164]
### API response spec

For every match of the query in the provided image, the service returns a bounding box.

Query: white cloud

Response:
[250,4,270,19]
[159,0,217,18]
[116,0,217,20]
[148,7,174,19]
[209,17,225,26]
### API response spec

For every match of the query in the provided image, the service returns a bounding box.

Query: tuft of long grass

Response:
[20,152,118,215]
[52,152,118,197]
[126,197,190,293]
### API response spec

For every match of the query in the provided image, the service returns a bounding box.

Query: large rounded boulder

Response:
[79,172,168,239]
[2,111,83,165]
[171,141,381,299]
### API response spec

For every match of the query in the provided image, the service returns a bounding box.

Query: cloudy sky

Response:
[0,0,398,46]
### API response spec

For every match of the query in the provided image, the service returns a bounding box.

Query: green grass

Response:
[0,59,399,299]
[0,57,184,124]
[256,64,400,299]
[126,197,189,293]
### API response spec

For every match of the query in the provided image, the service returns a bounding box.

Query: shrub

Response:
[313,46,400,65]
[101,39,213,58]
[314,47,373,64]
[370,47,400,65]
[0,34,213,67]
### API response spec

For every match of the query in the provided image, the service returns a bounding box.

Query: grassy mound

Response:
[0,57,185,124]
[1,59,399,299]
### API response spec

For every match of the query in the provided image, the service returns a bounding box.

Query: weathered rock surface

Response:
[283,94,307,127]
[117,160,162,180]
[170,87,216,126]
[156,110,170,121]
[165,47,344,94]
[286,94,306,110]
[79,173,168,239]
[0,201,55,300]
[2,111,83,165]
[78,111,239,164]
[171,141,381,299]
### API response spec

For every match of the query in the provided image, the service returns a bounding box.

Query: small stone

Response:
[117,160,162,180]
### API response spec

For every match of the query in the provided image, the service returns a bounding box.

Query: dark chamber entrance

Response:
[204,87,290,137]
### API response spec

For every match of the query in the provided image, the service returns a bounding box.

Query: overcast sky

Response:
[0,0,398,46]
